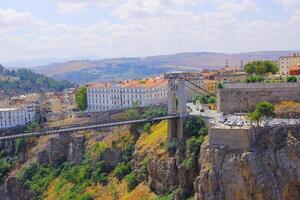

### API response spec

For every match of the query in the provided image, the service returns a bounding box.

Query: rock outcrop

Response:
[194,126,300,200]
[0,140,15,156]
[37,134,85,166]
[148,156,178,195]
[5,176,31,200]
[0,183,5,200]
[99,148,122,171]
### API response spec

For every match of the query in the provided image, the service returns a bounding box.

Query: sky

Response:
[0,0,300,62]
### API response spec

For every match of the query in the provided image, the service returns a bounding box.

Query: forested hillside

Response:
[0,65,74,99]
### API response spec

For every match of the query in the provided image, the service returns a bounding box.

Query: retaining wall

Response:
[217,83,300,114]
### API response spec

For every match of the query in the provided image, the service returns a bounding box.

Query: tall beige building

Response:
[279,53,300,75]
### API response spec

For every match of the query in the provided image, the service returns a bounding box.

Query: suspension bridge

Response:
[0,72,212,141]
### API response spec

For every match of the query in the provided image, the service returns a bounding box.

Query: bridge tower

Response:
[164,72,192,141]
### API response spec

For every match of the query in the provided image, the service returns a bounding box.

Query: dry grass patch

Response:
[136,120,167,158]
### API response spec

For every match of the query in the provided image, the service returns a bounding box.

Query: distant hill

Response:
[0,65,74,99]
[33,51,297,84]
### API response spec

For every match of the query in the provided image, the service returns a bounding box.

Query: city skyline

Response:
[0,0,300,62]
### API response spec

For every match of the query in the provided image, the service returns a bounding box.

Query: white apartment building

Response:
[87,77,168,112]
[87,76,203,112]
[279,53,300,75]
[0,104,36,129]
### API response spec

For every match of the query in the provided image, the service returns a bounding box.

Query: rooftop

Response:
[120,77,167,88]
[288,65,300,71]
[89,77,167,89]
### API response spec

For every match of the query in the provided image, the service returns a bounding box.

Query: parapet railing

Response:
[223,82,300,89]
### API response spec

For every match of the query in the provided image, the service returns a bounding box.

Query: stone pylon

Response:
[167,78,187,141]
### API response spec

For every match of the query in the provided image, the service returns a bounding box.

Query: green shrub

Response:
[186,136,205,158]
[114,162,131,180]
[183,158,193,169]
[142,107,167,119]
[124,172,138,192]
[186,116,207,137]
[0,157,11,181]
[15,138,27,154]
[91,161,108,184]
[61,163,92,185]
[139,159,148,181]
[143,122,152,133]
[246,76,264,83]
[154,189,179,200]
[123,143,135,163]
[287,76,297,82]
[165,141,177,154]
[218,83,224,89]
[17,162,59,200]
[192,94,216,104]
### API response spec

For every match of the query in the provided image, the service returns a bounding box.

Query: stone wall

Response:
[208,128,250,150]
[217,83,300,114]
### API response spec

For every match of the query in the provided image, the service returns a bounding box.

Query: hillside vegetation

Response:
[0,65,74,98]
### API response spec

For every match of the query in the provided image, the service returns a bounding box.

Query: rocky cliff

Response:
[2,122,300,200]
[194,126,300,200]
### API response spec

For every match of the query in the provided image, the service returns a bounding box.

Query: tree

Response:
[192,94,216,105]
[244,63,256,74]
[76,86,88,111]
[217,83,224,89]
[124,172,138,192]
[249,101,275,126]
[264,61,279,74]
[244,61,278,75]
[287,76,297,83]
[246,76,264,83]
[255,64,267,75]
[186,116,207,137]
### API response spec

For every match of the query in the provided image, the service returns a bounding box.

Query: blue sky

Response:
[0,0,300,62]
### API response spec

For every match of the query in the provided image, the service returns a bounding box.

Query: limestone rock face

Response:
[0,183,5,200]
[178,159,197,197]
[194,126,300,200]
[5,176,31,200]
[148,156,178,195]
[68,135,85,165]
[0,140,15,156]
[37,134,85,166]
[99,148,122,171]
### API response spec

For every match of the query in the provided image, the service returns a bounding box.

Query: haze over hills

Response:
[32,50,297,84]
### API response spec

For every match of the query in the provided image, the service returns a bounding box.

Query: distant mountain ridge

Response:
[33,51,298,84]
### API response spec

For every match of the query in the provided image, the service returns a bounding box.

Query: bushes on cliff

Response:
[0,156,12,182]
[114,162,131,180]
[17,162,59,200]
[186,116,207,137]
[186,135,205,158]
[125,172,138,192]
[154,189,179,200]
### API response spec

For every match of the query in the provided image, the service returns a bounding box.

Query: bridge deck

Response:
[0,115,178,141]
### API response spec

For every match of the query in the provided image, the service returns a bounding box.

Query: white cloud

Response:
[0,1,299,62]
[277,0,300,8]
[0,9,37,27]
[216,0,259,13]
[56,2,86,14]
